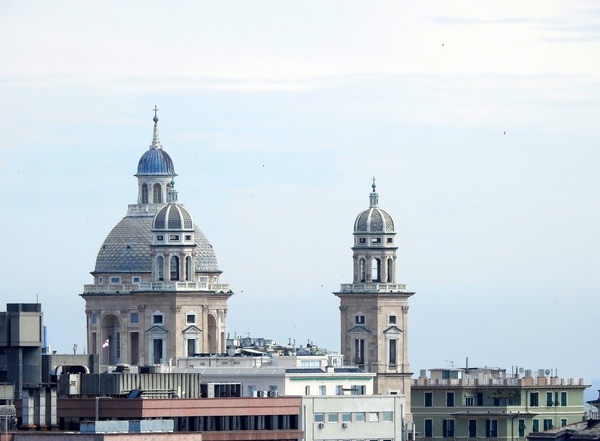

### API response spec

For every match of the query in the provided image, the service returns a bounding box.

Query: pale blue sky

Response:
[1,1,600,385]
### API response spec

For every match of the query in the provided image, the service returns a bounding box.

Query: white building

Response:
[302,395,407,441]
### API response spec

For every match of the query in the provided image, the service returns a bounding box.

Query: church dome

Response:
[354,207,394,233]
[136,148,175,176]
[93,216,219,274]
[153,204,193,230]
[353,179,395,233]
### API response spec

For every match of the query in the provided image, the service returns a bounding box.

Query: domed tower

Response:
[81,110,232,368]
[334,179,415,406]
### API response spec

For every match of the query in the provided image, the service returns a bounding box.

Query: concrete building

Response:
[333,180,415,403]
[301,395,407,441]
[412,367,588,441]
[81,111,233,369]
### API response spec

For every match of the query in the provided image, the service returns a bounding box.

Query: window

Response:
[388,339,397,365]
[314,413,324,423]
[319,385,326,395]
[371,237,381,243]
[355,315,365,324]
[305,386,310,395]
[425,392,433,407]
[369,412,379,422]
[530,392,539,407]
[342,413,351,422]
[116,332,121,359]
[371,258,381,282]
[424,419,433,437]
[477,392,484,406]
[387,237,393,243]
[382,412,393,422]
[468,419,477,438]
[328,413,338,423]
[465,396,475,406]
[169,234,180,241]
[351,385,366,395]
[359,238,366,244]
[446,392,455,407]
[547,392,554,406]
[141,183,148,203]
[354,338,365,365]
[388,314,397,324]
[359,259,366,282]
[91,314,97,324]
[543,419,553,431]
[486,419,498,437]
[153,313,163,324]
[336,385,343,395]
[110,277,121,283]
[156,235,164,241]
[130,313,139,324]
[518,419,526,437]
[443,419,455,438]
[153,183,162,203]
[98,277,103,284]
[186,314,196,324]
[355,412,365,422]
[532,419,539,433]
[561,419,567,427]
[185,234,192,240]
[561,392,567,406]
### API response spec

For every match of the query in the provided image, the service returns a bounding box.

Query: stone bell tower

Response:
[334,179,415,411]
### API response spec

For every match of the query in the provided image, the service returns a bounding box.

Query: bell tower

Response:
[334,179,415,409]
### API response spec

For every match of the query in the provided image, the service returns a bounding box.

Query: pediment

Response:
[145,325,168,334]
[348,325,371,333]
[383,326,403,335]
[182,325,202,334]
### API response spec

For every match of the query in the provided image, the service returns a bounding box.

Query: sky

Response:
[1,1,600,393]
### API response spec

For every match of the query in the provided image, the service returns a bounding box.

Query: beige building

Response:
[81,112,232,369]
[334,180,415,407]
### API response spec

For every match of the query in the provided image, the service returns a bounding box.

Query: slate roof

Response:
[93,215,218,274]
[354,207,394,233]
[136,148,176,176]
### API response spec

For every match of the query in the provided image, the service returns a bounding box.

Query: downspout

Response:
[511,411,520,441]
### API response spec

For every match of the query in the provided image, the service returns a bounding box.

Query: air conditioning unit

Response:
[342,422,348,428]
[318,422,325,429]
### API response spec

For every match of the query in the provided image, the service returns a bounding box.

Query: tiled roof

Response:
[94,215,218,273]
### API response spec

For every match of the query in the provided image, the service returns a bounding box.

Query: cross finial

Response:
[153,105,159,123]
[372,176,376,192]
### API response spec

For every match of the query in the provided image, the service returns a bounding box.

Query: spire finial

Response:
[150,105,162,149]
[369,176,379,208]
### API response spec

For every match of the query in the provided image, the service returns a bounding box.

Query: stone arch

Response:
[101,314,120,366]
[207,314,218,354]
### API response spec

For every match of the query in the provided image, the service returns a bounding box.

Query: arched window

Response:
[141,184,148,204]
[185,256,193,281]
[156,256,164,281]
[359,259,366,282]
[170,255,180,281]
[387,258,393,283]
[372,258,381,283]
[153,183,162,203]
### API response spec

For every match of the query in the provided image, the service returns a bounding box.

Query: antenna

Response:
[446,360,455,368]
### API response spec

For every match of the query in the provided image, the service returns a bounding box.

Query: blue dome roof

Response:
[136,148,176,176]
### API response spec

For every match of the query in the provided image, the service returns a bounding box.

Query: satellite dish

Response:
[519,368,524,373]
[545,369,551,376]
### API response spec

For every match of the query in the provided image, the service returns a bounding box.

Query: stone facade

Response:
[334,181,414,414]
[80,113,232,368]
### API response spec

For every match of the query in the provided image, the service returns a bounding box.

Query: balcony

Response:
[82,281,231,294]
[339,283,408,293]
